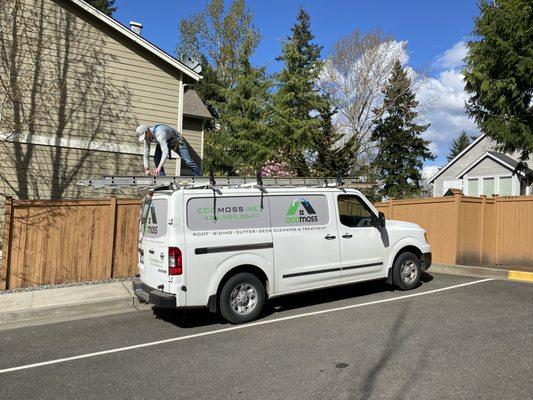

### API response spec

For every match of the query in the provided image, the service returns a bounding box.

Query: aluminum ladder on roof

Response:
[77,175,375,190]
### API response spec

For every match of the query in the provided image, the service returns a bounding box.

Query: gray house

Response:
[428,134,532,197]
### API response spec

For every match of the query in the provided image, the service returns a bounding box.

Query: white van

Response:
[133,186,431,324]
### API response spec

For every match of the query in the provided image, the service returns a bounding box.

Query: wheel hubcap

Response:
[230,283,258,315]
[400,260,418,284]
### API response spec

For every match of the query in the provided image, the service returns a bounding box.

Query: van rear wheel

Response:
[393,252,421,290]
[219,273,265,324]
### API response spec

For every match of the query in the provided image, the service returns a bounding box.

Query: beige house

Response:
[0,0,211,210]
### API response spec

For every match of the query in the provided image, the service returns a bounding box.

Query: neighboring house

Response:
[428,134,532,197]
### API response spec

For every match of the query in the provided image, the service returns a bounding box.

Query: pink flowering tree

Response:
[261,160,295,177]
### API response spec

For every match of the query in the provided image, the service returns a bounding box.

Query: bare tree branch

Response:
[320,29,409,172]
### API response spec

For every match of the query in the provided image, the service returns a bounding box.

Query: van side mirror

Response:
[373,211,386,228]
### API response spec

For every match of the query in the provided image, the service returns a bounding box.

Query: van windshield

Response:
[140,197,168,239]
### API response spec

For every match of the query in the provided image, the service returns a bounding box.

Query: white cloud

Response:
[435,40,467,70]
[426,141,439,158]
[416,41,480,164]
[422,165,440,181]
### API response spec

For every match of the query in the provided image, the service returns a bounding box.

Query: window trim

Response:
[463,174,518,196]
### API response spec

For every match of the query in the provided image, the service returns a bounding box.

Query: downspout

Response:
[175,71,184,176]
[201,119,205,170]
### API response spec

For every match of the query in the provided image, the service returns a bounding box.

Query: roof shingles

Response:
[183,89,213,119]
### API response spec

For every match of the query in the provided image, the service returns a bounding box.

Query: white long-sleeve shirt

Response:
[142,124,179,169]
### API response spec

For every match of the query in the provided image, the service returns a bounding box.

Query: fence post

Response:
[388,198,394,219]
[1,197,14,290]
[453,193,463,265]
[106,196,118,278]
[493,195,499,267]
[479,195,486,265]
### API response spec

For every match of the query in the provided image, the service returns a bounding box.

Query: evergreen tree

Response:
[371,61,434,199]
[464,0,533,160]
[204,44,275,175]
[83,0,116,16]
[273,8,328,175]
[195,54,224,120]
[311,103,352,177]
[178,0,270,174]
[447,130,472,161]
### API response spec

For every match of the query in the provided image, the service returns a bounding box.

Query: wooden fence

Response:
[2,194,533,290]
[1,197,141,290]
[375,194,533,269]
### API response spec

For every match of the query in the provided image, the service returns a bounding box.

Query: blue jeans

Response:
[154,137,202,176]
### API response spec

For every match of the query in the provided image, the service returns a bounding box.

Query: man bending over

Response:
[136,124,201,176]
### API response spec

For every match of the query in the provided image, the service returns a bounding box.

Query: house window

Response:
[499,177,512,196]
[467,179,478,196]
[482,178,494,196]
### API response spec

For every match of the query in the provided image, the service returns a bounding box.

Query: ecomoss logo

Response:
[286,197,318,224]
[144,204,158,234]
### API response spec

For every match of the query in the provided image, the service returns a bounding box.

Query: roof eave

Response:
[427,134,486,183]
[183,113,213,120]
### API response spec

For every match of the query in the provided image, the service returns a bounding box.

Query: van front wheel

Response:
[393,252,421,290]
[219,273,265,324]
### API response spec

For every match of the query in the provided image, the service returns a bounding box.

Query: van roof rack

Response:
[77,175,375,190]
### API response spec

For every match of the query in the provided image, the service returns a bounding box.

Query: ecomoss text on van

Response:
[133,187,431,324]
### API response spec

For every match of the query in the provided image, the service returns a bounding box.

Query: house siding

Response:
[182,117,203,157]
[179,117,204,175]
[10,0,182,147]
[464,157,512,178]
[0,0,199,242]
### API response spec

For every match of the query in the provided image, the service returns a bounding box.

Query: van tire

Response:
[393,252,421,290]
[219,273,265,324]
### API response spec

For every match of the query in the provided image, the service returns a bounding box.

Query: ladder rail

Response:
[77,175,375,190]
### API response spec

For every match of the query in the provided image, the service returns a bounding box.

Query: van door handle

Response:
[325,234,336,240]
[148,249,155,254]
[342,233,353,239]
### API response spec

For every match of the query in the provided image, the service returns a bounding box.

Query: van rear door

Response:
[139,194,169,289]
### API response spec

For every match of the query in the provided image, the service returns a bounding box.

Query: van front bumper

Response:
[132,277,176,308]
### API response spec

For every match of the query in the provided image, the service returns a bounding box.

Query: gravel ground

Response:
[0,276,133,295]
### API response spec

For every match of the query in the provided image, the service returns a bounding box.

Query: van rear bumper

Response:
[132,277,176,308]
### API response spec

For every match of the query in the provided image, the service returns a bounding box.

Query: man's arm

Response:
[142,140,150,172]
[155,131,169,170]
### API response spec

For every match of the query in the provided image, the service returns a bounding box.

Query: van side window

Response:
[337,195,373,228]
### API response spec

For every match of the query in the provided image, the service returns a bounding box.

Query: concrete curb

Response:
[0,281,142,330]
[0,297,134,326]
[431,263,533,282]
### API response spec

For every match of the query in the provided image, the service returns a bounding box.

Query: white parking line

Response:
[0,278,494,374]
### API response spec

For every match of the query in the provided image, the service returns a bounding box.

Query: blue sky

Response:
[114,0,482,175]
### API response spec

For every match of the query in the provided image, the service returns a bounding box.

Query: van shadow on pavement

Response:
[152,273,434,329]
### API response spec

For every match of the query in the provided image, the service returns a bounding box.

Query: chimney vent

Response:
[130,21,143,36]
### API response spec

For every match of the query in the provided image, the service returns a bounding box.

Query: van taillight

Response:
[168,247,182,275]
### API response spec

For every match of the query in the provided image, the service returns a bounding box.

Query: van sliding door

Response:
[271,193,341,293]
